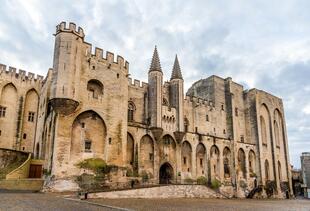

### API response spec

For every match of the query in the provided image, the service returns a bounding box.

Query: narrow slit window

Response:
[0,106,6,118]
[28,112,35,122]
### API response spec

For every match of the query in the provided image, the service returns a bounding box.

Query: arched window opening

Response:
[87,79,104,99]
[128,102,135,122]
[274,121,280,147]
[163,98,168,106]
[260,116,267,145]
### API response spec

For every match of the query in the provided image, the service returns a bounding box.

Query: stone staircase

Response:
[89,185,225,199]
[0,148,29,180]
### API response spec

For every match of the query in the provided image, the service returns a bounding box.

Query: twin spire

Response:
[149,46,162,73]
[171,55,183,80]
[149,46,183,80]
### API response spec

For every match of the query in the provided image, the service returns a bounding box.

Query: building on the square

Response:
[301,152,310,198]
[0,22,293,198]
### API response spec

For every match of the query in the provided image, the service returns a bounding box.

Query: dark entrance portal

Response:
[159,162,173,184]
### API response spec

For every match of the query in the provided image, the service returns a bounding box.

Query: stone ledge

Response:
[89,185,224,199]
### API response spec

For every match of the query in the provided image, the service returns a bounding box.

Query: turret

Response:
[148,46,163,128]
[169,55,184,131]
[50,22,84,115]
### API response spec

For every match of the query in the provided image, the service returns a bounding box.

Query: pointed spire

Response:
[149,46,162,73]
[170,54,183,80]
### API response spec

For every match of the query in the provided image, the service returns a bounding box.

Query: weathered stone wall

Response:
[89,185,224,199]
[0,65,42,152]
[0,178,44,191]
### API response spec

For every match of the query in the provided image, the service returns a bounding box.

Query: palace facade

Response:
[0,22,292,197]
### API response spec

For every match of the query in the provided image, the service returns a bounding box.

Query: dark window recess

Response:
[195,127,198,133]
[235,107,239,116]
[87,79,104,99]
[0,106,6,117]
[187,168,190,172]
[85,140,92,152]
[28,112,35,122]
[149,153,153,161]
[128,102,135,122]
[200,158,203,167]
[240,135,244,143]
[109,138,112,144]
[89,89,96,99]
[184,124,188,132]
[183,157,187,164]
[22,147,25,151]
[221,104,224,111]
[0,130,1,136]
[117,73,119,78]
[23,133,27,139]
[223,129,226,134]
[81,122,85,128]
[206,115,209,122]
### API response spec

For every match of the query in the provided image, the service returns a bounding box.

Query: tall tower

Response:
[50,22,84,115]
[148,46,163,128]
[169,55,184,131]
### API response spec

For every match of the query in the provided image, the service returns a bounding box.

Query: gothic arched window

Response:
[128,101,135,122]
[163,98,168,106]
[87,79,104,99]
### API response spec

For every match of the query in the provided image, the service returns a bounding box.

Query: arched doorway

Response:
[159,162,174,184]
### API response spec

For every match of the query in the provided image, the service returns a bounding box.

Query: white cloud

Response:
[302,104,310,115]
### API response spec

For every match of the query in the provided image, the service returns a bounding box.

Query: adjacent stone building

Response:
[0,22,292,197]
[301,152,310,198]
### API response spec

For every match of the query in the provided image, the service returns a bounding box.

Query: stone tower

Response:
[148,46,163,128]
[50,22,85,114]
[169,55,184,132]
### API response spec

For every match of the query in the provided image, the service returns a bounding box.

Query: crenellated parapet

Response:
[184,95,214,107]
[55,22,85,39]
[0,63,44,84]
[128,77,148,89]
[55,22,129,73]
[85,46,129,72]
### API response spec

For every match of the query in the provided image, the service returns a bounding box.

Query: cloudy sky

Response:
[0,0,309,168]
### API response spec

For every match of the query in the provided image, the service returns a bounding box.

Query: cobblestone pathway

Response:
[1,191,310,211]
[89,198,310,211]
[0,192,116,211]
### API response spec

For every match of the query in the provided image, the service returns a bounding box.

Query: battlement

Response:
[56,21,85,38]
[86,45,129,70]
[128,77,148,89]
[0,63,44,82]
[184,95,214,107]
[55,22,129,71]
